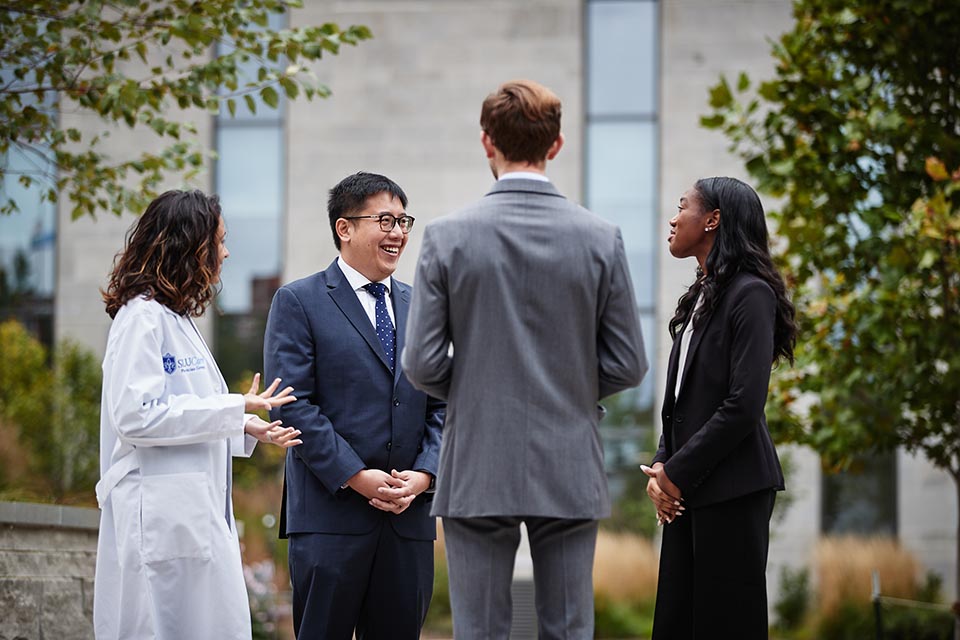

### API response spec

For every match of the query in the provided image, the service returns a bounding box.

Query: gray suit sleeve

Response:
[598,229,648,399]
[402,226,454,400]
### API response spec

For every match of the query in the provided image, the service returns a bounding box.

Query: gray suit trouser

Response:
[442,516,599,640]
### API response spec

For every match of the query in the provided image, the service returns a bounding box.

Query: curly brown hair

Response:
[102,190,223,319]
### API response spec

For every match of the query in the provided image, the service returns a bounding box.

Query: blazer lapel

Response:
[392,279,410,387]
[676,306,716,401]
[664,324,684,404]
[326,263,393,373]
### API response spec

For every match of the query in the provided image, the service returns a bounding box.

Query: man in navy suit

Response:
[264,172,445,639]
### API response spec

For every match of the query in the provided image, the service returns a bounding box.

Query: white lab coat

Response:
[93,296,257,640]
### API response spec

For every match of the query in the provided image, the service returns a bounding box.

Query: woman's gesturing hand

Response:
[243,372,296,413]
[244,415,302,448]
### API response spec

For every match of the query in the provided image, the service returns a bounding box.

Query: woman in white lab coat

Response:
[93,190,302,640]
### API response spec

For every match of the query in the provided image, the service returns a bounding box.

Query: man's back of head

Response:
[480,79,561,164]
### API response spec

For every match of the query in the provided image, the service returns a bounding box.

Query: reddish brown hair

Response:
[480,79,562,164]
[102,190,223,319]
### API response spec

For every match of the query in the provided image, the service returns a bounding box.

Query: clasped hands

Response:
[347,468,432,515]
[242,373,302,448]
[641,462,685,526]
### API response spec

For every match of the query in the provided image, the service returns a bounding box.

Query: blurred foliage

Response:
[593,594,655,638]
[813,600,954,640]
[601,390,658,538]
[0,0,371,219]
[423,541,453,636]
[775,565,811,632]
[0,319,100,502]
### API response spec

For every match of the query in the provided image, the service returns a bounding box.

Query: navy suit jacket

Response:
[264,260,444,540]
[653,272,784,508]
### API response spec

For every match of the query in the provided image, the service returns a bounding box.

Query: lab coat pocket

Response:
[141,472,214,563]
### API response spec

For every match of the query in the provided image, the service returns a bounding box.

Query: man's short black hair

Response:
[327,172,408,250]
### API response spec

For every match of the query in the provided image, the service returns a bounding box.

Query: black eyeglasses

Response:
[342,214,416,233]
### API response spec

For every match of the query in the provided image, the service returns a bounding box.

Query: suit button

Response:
[386,441,392,451]
[393,398,400,407]
[675,413,684,423]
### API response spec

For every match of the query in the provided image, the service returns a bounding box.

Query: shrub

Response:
[815,536,918,618]
[594,593,654,638]
[775,565,810,631]
[812,537,953,640]
[0,320,101,501]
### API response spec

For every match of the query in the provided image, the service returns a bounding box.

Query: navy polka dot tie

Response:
[363,282,395,371]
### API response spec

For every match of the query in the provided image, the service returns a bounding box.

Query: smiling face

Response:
[668,187,719,268]
[337,191,408,281]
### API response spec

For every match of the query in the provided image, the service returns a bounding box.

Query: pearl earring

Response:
[705,227,712,232]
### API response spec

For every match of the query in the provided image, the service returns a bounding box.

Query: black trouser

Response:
[652,489,776,640]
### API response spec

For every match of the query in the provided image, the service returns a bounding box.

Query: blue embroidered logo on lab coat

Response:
[162,353,176,374]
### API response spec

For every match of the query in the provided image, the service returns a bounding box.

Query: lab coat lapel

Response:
[177,314,228,393]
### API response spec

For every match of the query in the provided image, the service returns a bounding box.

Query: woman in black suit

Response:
[643,176,797,639]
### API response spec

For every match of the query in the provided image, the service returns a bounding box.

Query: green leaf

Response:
[708,77,733,109]
[700,114,725,128]
[260,85,279,109]
[227,98,237,118]
[737,71,750,92]
[918,249,938,270]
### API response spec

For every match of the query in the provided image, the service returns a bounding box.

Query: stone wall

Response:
[0,502,98,640]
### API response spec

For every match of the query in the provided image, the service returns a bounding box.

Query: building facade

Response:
[2,0,954,606]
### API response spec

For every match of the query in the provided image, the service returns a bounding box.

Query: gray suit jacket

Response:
[402,179,648,519]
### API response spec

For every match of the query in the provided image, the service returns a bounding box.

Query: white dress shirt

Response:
[337,256,395,328]
[498,171,550,182]
[674,294,704,399]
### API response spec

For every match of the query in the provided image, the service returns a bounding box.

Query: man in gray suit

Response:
[402,79,648,640]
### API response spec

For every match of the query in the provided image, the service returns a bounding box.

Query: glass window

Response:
[0,70,57,348]
[586,121,658,307]
[213,13,286,384]
[822,453,897,536]
[586,121,656,205]
[216,127,283,221]
[586,0,660,493]
[587,1,658,116]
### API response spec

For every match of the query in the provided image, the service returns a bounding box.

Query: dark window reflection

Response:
[821,453,897,536]
[0,148,57,351]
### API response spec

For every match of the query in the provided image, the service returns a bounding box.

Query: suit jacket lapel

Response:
[392,278,409,387]
[326,263,393,373]
[664,322,684,404]
[676,306,716,401]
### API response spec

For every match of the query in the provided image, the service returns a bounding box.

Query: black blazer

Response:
[264,260,445,540]
[653,272,784,508]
